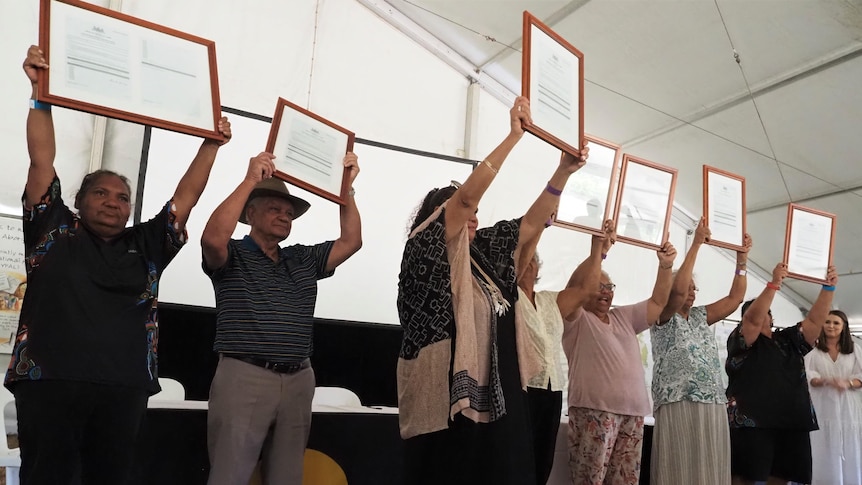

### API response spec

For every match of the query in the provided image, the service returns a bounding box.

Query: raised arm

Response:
[800,266,838,346]
[170,117,231,233]
[444,97,530,241]
[704,233,752,324]
[325,153,362,272]
[566,220,615,290]
[646,241,678,325]
[557,222,614,319]
[201,153,275,270]
[740,263,787,345]
[658,218,710,323]
[516,148,589,273]
[23,46,56,208]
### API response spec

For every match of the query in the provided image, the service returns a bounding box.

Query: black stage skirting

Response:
[132,406,653,485]
[132,407,403,485]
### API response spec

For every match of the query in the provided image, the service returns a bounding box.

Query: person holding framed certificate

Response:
[200,150,362,485]
[650,218,752,485]
[6,45,231,485]
[726,263,839,485]
[396,96,588,485]
[516,221,615,485]
[561,237,677,485]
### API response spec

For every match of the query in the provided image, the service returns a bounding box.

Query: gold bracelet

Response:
[482,159,498,174]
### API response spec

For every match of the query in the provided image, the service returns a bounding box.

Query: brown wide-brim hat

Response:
[239,177,311,224]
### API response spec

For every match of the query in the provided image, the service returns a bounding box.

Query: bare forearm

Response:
[25,96,57,205]
[172,141,221,224]
[802,288,835,344]
[727,269,747,302]
[737,284,773,344]
[201,180,255,247]
[566,238,604,289]
[808,288,834,326]
[672,241,700,296]
[650,265,674,309]
[521,165,569,245]
[338,195,362,250]
[456,133,520,210]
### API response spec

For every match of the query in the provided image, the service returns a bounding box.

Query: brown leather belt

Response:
[230,355,310,374]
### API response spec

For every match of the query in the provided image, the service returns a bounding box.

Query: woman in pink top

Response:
[562,240,677,485]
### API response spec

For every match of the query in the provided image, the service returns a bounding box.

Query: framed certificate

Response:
[782,204,836,284]
[554,135,620,235]
[521,11,584,157]
[612,154,678,250]
[265,98,355,205]
[38,0,222,140]
[703,165,746,251]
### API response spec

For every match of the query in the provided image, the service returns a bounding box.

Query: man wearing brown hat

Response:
[200,151,362,485]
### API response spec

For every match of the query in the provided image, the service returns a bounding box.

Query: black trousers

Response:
[527,385,563,485]
[14,379,148,485]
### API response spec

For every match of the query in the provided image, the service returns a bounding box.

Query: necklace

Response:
[470,256,511,316]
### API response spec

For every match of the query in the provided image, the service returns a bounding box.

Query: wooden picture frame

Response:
[38,0,223,140]
[553,135,621,236]
[265,98,354,206]
[612,154,678,250]
[521,10,584,157]
[702,165,746,251]
[782,204,836,284]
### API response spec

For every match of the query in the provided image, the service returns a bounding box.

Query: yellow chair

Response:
[303,449,347,485]
[247,449,346,485]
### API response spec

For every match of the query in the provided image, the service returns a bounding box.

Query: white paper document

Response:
[529,24,580,150]
[47,0,215,131]
[707,172,743,247]
[272,108,348,197]
[787,209,832,280]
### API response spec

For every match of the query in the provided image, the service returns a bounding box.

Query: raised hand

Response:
[245,152,277,184]
[738,233,752,254]
[510,96,532,137]
[343,152,360,186]
[215,117,232,146]
[771,262,788,286]
[824,265,838,287]
[693,217,711,245]
[657,241,677,268]
[23,45,48,86]
[600,219,616,254]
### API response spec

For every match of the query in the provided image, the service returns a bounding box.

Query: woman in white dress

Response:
[805,309,862,485]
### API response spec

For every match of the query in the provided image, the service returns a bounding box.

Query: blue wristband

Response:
[822,285,835,292]
[29,99,51,111]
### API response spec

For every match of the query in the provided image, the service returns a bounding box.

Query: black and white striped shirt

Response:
[206,236,334,363]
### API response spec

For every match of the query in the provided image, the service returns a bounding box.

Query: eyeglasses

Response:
[450,180,462,188]
[599,283,616,292]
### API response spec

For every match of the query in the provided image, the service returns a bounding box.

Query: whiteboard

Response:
[0,214,24,353]
[140,110,472,325]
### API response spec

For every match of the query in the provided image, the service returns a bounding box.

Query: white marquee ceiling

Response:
[375,0,862,326]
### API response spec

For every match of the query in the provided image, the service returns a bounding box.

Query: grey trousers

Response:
[207,355,315,485]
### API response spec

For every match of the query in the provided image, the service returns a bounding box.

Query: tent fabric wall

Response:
[0,0,805,330]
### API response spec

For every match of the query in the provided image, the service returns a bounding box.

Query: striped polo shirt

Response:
[205,235,334,364]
